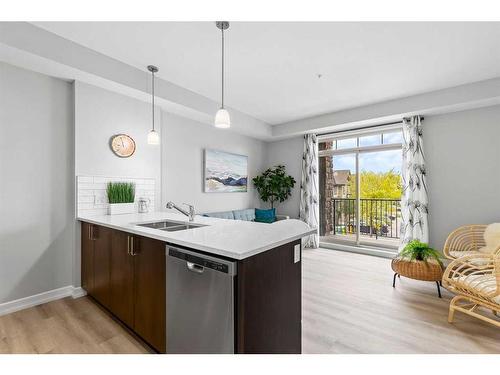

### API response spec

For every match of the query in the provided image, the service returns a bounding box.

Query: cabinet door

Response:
[109,230,135,327]
[134,236,166,353]
[81,222,94,295]
[92,225,112,309]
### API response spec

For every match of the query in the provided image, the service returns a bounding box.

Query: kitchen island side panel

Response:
[236,240,302,354]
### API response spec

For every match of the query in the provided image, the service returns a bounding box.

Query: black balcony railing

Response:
[332,198,401,239]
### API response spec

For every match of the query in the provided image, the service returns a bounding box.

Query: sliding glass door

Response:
[318,127,403,251]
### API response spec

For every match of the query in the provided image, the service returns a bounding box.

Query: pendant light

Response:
[214,21,230,128]
[147,65,160,145]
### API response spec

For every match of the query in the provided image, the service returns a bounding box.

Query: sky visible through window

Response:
[333,149,402,174]
[329,131,403,174]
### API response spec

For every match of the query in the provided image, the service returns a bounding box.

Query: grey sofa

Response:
[203,208,289,222]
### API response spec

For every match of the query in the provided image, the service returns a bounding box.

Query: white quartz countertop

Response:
[77,211,316,260]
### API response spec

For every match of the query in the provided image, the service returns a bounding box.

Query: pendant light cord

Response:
[151,70,155,131]
[221,26,224,109]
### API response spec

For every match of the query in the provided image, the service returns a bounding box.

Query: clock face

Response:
[110,134,136,158]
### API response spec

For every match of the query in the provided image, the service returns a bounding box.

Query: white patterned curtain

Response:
[400,115,429,250]
[299,134,319,248]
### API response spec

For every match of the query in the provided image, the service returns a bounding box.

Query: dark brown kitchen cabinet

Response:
[109,230,135,328]
[92,225,112,309]
[81,222,94,295]
[81,223,111,309]
[134,236,166,353]
[81,222,166,353]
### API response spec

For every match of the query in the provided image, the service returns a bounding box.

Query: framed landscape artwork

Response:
[204,149,248,193]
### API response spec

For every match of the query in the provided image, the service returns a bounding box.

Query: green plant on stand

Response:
[252,165,296,209]
[107,182,135,204]
[399,240,443,267]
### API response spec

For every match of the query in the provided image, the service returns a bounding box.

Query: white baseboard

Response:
[0,285,86,317]
[71,286,87,299]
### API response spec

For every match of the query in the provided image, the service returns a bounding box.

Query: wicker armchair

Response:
[443,224,488,260]
[442,250,500,327]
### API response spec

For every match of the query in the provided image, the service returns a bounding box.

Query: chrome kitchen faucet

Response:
[166,201,195,222]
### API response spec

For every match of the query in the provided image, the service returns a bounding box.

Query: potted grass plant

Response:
[107,182,136,215]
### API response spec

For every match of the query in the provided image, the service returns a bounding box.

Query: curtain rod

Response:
[317,116,424,138]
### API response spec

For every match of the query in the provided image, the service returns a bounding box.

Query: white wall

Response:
[264,136,303,218]
[0,62,74,303]
[425,105,500,249]
[161,112,267,213]
[74,81,162,211]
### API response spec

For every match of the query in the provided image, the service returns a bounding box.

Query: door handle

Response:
[186,261,204,274]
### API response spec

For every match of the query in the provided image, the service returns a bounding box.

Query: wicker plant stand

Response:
[391,257,444,298]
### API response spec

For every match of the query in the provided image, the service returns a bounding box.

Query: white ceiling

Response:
[33,22,500,125]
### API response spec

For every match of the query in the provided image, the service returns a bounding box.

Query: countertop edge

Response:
[77,216,316,260]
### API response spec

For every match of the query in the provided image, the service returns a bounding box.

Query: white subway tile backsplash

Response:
[78,176,94,183]
[76,175,155,217]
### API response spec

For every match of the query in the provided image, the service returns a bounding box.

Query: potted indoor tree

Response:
[252,165,296,209]
[107,182,136,215]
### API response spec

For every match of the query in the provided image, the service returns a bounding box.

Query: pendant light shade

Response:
[214,108,231,128]
[147,65,160,145]
[147,129,160,144]
[215,21,230,128]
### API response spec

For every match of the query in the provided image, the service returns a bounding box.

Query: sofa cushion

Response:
[233,208,256,221]
[255,208,276,223]
[204,210,235,220]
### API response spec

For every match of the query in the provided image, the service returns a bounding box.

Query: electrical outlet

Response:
[294,244,301,263]
[94,194,107,205]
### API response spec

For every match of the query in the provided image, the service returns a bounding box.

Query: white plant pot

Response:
[108,203,135,215]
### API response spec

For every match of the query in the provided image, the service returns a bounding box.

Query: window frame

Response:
[318,125,403,249]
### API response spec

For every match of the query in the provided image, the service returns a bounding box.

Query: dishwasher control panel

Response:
[168,247,230,273]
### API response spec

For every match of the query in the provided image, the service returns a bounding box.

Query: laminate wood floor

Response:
[1,248,498,354]
[0,295,151,354]
[302,248,499,353]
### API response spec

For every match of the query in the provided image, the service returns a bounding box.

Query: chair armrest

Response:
[443,224,487,260]
[275,215,289,221]
[442,254,498,298]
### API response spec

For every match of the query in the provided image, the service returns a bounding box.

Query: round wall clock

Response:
[109,134,136,158]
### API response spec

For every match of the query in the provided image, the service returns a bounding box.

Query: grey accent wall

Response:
[265,136,303,218]
[0,62,74,303]
[161,112,267,214]
[424,105,500,249]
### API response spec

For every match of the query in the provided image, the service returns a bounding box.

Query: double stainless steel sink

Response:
[136,220,206,232]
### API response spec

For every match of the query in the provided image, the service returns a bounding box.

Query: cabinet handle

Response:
[127,235,131,255]
[88,225,91,240]
[130,237,136,256]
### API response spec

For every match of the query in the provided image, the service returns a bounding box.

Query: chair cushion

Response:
[449,251,492,266]
[453,274,499,304]
[449,250,481,259]
[232,208,256,221]
[255,208,276,223]
[204,211,235,220]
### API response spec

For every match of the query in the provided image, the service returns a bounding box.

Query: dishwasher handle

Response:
[186,261,204,274]
[167,245,237,276]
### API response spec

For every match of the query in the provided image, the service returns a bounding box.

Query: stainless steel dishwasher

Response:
[166,245,237,354]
